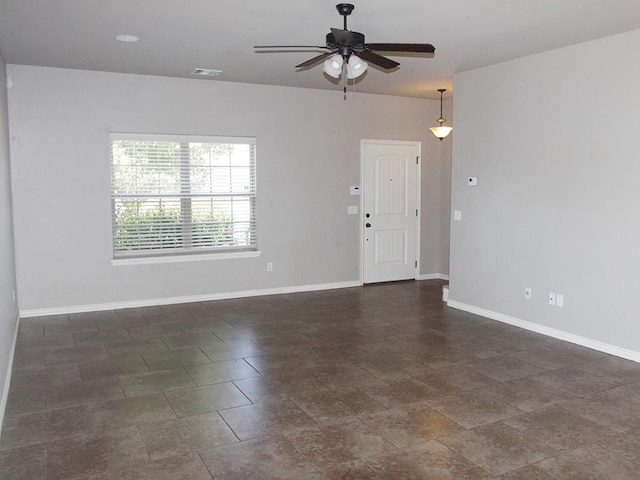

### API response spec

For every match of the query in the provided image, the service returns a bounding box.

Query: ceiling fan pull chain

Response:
[343,67,348,98]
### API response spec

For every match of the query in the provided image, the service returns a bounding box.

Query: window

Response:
[110,133,256,258]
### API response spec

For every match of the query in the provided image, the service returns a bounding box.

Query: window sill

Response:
[111,250,262,266]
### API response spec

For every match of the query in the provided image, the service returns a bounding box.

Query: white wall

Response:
[439,98,453,275]
[0,54,19,422]
[449,29,640,357]
[7,65,450,313]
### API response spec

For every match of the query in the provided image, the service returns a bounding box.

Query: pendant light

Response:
[429,88,453,141]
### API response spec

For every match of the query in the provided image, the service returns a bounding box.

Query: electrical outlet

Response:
[548,292,556,306]
[524,287,532,299]
[267,262,273,272]
[556,294,564,307]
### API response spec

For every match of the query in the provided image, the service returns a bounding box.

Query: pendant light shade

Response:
[429,125,453,140]
[430,88,453,141]
[323,54,344,78]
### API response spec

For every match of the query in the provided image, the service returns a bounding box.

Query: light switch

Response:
[453,210,462,221]
[347,205,359,215]
[468,177,478,186]
[350,186,360,196]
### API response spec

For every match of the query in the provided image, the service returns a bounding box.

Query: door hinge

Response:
[416,209,418,217]
[416,156,419,165]
[415,260,418,268]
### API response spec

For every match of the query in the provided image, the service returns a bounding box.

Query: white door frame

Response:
[360,139,421,284]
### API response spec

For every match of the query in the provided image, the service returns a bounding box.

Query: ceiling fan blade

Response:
[366,43,436,53]
[254,45,330,49]
[357,50,399,70]
[296,51,335,69]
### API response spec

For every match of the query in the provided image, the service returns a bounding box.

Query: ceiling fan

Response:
[254,3,435,81]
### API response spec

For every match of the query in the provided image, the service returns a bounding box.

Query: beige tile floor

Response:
[2,280,640,479]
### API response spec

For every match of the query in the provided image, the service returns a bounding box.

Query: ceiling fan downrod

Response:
[336,3,355,30]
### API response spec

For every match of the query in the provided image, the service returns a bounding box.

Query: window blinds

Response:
[110,134,256,258]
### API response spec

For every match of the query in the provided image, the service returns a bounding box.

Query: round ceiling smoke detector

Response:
[114,34,140,43]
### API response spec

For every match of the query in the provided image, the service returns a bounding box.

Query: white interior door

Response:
[362,140,420,284]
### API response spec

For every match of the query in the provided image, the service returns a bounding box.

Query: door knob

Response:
[365,223,372,228]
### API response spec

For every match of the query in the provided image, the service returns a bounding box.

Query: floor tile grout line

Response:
[214,409,243,444]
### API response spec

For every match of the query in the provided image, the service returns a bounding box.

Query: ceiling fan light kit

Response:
[430,88,453,140]
[346,55,368,79]
[254,3,435,87]
[323,54,344,78]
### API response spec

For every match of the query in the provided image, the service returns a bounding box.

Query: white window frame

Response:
[110,133,257,260]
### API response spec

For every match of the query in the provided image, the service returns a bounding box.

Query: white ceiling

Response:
[1,0,639,99]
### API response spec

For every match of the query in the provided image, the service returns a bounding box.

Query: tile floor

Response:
[2,280,640,479]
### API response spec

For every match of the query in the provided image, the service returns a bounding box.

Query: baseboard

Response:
[19,280,363,318]
[447,300,640,363]
[418,273,449,281]
[0,311,20,438]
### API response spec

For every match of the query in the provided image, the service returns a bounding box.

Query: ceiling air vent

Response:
[191,68,223,77]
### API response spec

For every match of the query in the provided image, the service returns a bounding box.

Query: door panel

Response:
[375,156,407,215]
[362,141,419,284]
[374,229,407,264]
